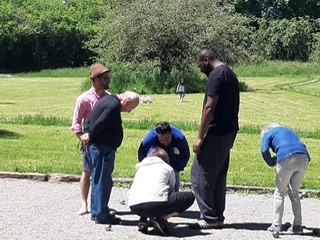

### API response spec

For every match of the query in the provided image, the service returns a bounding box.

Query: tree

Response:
[0,0,108,71]
[87,0,254,75]
[254,17,315,61]
[233,0,320,19]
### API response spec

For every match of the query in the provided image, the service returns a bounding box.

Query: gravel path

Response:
[1,178,319,240]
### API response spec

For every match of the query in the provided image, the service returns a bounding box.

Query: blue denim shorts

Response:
[81,147,91,172]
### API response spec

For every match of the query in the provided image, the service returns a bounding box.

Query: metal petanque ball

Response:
[119,199,126,205]
[272,231,280,238]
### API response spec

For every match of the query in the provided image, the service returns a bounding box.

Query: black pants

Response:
[130,191,195,218]
[191,131,237,222]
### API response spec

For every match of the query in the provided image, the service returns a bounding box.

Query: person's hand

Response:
[80,133,90,150]
[193,138,203,154]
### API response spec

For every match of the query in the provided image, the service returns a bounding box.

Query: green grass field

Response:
[1,70,320,189]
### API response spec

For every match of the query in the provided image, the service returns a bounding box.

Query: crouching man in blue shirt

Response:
[260,123,310,233]
[138,122,190,192]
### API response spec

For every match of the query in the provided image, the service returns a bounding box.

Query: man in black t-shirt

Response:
[189,49,239,230]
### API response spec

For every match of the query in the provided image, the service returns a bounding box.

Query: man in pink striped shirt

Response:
[71,63,111,215]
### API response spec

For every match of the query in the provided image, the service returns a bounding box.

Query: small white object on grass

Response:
[140,96,153,103]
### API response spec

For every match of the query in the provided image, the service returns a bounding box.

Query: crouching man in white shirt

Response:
[127,147,195,236]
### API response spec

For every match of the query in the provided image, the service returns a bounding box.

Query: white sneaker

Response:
[288,225,303,233]
[109,208,117,215]
[267,224,281,232]
[77,205,89,215]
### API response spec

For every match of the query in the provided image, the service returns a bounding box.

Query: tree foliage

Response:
[0,0,319,94]
[88,0,255,72]
[233,0,320,19]
[254,17,317,61]
[0,0,108,71]
[86,0,255,93]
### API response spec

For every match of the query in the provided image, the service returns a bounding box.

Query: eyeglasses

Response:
[100,76,110,81]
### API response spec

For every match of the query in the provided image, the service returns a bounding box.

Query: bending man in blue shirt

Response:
[138,122,190,191]
[261,123,310,233]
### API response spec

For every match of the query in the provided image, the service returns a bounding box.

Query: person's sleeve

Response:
[174,134,190,172]
[207,71,222,97]
[138,130,155,161]
[70,96,85,133]
[261,135,276,167]
[168,168,176,194]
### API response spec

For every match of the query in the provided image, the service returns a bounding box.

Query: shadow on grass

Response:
[0,129,20,139]
[0,101,15,105]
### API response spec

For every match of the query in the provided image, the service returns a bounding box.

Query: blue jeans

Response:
[88,143,116,223]
[81,148,91,172]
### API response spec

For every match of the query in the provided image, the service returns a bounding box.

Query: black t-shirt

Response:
[204,64,239,135]
[84,94,123,149]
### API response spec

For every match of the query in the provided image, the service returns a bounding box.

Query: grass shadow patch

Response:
[0,129,20,139]
[0,102,15,105]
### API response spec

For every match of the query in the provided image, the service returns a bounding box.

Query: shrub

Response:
[309,19,320,62]
[88,0,255,78]
[239,81,251,92]
[254,17,315,61]
[0,0,107,72]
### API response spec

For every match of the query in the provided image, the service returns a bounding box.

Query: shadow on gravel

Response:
[119,219,140,227]
[115,210,135,216]
[118,210,210,238]
[129,224,210,238]
[223,222,270,231]
[169,225,210,238]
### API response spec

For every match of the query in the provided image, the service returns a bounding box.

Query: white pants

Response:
[273,154,309,226]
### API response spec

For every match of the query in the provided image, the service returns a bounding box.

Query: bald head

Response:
[125,91,140,109]
[196,49,221,76]
[118,91,140,112]
[196,49,219,62]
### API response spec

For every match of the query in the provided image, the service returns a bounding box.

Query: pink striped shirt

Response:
[70,87,108,133]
